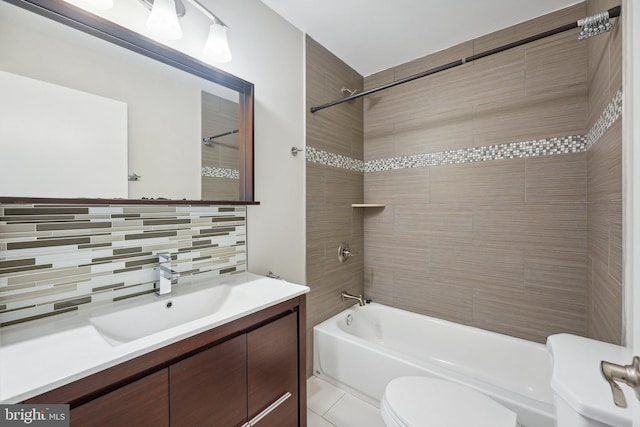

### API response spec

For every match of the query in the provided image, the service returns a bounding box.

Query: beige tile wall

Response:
[305,0,623,359]
[364,155,588,342]
[586,0,623,344]
[363,4,593,343]
[306,36,364,375]
[365,4,588,162]
[201,179,239,201]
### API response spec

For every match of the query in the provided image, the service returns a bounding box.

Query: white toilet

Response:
[382,335,636,427]
[380,376,517,427]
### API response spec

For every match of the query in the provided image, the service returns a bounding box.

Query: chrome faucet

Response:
[157,252,180,295]
[341,291,365,307]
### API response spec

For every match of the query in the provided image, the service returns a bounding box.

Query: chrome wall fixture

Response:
[341,291,364,307]
[341,87,359,97]
[338,243,357,263]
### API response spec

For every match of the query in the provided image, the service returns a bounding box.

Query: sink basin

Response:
[0,273,310,404]
[90,284,235,345]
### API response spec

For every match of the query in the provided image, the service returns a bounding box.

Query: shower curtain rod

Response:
[203,129,240,142]
[310,5,621,114]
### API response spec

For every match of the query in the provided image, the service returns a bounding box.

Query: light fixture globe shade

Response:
[146,0,183,41]
[204,23,232,63]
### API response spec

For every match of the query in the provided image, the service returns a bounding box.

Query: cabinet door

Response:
[170,334,247,427]
[247,312,298,426]
[71,368,169,427]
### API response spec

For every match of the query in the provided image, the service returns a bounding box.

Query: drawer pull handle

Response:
[248,392,292,426]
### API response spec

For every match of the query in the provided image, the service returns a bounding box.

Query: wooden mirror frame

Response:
[1,0,256,205]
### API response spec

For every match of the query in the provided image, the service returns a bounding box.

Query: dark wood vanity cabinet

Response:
[170,312,299,427]
[26,296,306,427]
[71,369,169,427]
[170,335,248,427]
[247,312,299,427]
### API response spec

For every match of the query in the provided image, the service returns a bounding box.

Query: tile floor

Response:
[307,376,386,427]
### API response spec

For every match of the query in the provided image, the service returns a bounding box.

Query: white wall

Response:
[205,0,306,284]
[623,0,640,356]
[622,9,640,425]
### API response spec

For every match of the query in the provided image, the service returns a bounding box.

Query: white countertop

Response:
[0,273,309,403]
[547,333,634,427]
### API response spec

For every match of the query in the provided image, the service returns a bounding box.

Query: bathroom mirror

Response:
[0,0,255,204]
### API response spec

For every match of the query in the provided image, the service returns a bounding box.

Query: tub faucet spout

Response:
[341,291,365,307]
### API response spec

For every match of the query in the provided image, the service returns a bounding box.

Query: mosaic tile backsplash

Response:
[0,205,246,327]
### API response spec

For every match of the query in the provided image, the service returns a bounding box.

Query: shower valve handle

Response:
[342,248,356,257]
[338,243,358,263]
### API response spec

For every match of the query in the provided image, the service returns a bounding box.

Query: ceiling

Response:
[260,0,582,76]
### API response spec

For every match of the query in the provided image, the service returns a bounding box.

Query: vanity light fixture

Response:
[141,0,232,63]
[146,0,183,40]
[203,21,232,63]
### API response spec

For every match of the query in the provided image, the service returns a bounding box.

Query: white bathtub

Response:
[313,303,555,427]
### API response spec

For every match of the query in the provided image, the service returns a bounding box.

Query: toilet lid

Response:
[383,376,517,427]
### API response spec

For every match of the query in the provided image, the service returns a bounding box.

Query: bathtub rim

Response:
[313,302,556,422]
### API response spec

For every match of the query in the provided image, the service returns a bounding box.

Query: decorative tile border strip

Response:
[586,88,623,150]
[306,147,364,172]
[365,135,586,172]
[0,205,246,327]
[202,167,240,179]
[308,90,622,173]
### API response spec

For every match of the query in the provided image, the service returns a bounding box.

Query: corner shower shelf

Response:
[351,204,386,208]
